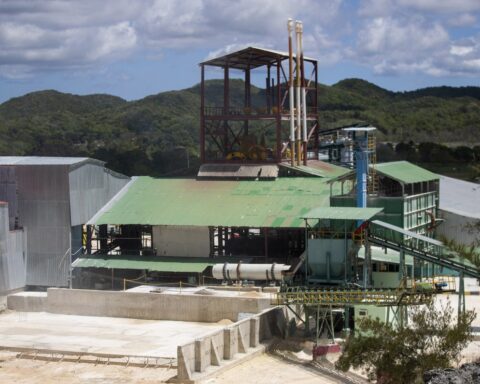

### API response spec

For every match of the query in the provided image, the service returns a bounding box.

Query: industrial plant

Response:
[0,19,478,383]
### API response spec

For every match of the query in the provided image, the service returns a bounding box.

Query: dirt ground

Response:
[0,350,363,384]
[201,354,348,384]
[0,350,177,384]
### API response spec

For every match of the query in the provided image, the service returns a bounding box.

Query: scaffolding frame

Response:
[199,47,319,164]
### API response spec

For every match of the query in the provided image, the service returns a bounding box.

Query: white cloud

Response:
[357,17,449,58]
[397,0,480,13]
[447,13,477,27]
[86,22,137,61]
[0,0,479,82]
[358,0,395,17]
[0,0,346,78]
[354,8,480,77]
[0,1,140,78]
[450,45,474,56]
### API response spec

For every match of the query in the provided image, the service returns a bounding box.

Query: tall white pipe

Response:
[288,18,295,166]
[300,22,307,155]
[295,20,302,165]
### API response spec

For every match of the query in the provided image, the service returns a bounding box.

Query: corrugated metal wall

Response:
[0,204,26,293]
[0,160,129,288]
[69,163,130,226]
[0,166,19,230]
[15,165,71,287]
[437,210,478,246]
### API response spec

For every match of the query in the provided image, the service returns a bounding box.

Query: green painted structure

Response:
[72,255,247,273]
[302,207,383,221]
[374,161,438,184]
[92,176,339,228]
[330,161,439,185]
[330,161,440,233]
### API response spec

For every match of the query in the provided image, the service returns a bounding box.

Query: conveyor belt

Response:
[273,287,433,307]
[368,220,480,279]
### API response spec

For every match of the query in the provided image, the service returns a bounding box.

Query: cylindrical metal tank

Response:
[212,263,291,281]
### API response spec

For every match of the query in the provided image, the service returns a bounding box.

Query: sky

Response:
[0,0,479,103]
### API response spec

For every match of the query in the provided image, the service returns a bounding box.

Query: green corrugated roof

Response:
[72,256,250,273]
[303,207,383,221]
[327,161,439,185]
[375,161,439,184]
[92,176,338,228]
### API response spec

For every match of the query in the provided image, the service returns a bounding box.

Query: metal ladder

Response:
[367,134,378,194]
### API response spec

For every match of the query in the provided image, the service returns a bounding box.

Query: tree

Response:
[395,141,418,162]
[335,301,476,384]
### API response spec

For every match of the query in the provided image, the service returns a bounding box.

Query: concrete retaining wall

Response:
[7,292,47,312]
[8,288,271,323]
[177,306,285,382]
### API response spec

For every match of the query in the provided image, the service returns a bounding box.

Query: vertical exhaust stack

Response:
[295,20,302,166]
[288,19,295,166]
[299,21,307,165]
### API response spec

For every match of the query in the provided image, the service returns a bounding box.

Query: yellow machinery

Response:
[226,134,268,161]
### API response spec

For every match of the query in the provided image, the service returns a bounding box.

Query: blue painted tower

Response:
[343,127,376,212]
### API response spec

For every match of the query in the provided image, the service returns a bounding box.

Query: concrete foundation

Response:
[8,288,271,323]
[176,307,285,382]
[5,288,286,383]
[0,311,224,360]
[7,292,47,312]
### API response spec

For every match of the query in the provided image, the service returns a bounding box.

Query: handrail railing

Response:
[273,287,433,307]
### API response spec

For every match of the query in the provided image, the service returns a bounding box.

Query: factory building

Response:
[0,25,476,329]
[1,21,479,383]
[0,157,129,290]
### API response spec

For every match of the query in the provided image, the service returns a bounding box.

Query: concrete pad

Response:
[200,353,343,384]
[7,291,47,312]
[0,311,224,359]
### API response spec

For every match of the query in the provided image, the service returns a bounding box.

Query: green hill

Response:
[0,78,478,175]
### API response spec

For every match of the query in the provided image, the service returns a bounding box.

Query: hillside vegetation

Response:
[0,78,478,176]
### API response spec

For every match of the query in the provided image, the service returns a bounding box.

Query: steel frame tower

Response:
[199,47,319,165]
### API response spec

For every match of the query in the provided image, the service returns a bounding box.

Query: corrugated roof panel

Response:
[439,176,480,219]
[201,46,316,69]
[92,176,337,228]
[303,207,383,221]
[197,164,278,179]
[327,161,439,185]
[279,161,350,178]
[72,256,211,273]
[0,156,99,166]
[375,161,439,184]
[72,255,252,273]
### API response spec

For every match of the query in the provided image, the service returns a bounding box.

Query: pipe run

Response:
[212,263,291,282]
[295,20,302,166]
[287,18,295,166]
[299,21,307,165]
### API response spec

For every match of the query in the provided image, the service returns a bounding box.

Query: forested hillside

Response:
[0,78,478,176]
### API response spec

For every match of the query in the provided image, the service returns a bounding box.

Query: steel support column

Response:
[276,59,282,162]
[458,272,466,321]
[223,65,229,156]
[244,65,250,135]
[200,64,205,163]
